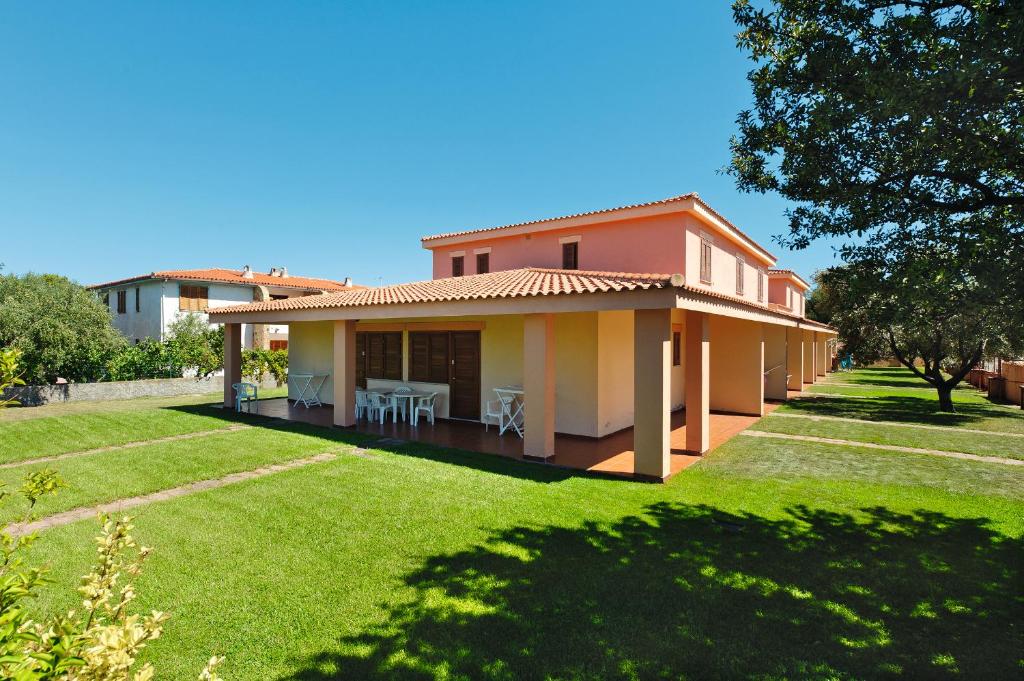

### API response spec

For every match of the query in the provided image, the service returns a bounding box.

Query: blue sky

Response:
[0,1,842,287]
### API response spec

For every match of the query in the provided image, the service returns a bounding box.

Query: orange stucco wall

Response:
[768,279,804,316]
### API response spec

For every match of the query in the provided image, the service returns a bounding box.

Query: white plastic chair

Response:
[413,392,438,426]
[392,386,412,421]
[368,392,394,424]
[355,389,369,420]
[233,382,258,414]
[484,399,504,432]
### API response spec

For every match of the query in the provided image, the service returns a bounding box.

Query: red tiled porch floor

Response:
[251,398,778,480]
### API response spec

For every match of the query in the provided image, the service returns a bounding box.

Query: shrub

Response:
[106,339,182,381]
[242,348,288,385]
[0,347,26,407]
[167,313,224,377]
[0,273,126,384]
[0,470,225,679]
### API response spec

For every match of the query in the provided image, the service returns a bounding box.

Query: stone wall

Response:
[3,376,278,407]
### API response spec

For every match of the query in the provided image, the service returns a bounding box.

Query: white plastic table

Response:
[290,373,328,408]
[494,386,524,437]
[378,390,435,425]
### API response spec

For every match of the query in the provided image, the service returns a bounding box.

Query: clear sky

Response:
[0,1,843,287]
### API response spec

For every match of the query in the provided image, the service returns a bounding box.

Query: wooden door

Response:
[449,331,481,420]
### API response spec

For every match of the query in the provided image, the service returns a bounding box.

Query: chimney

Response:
[280,266,288,278]
[242,265,253,279]
[269,267,279,277]
[343,277,353,287]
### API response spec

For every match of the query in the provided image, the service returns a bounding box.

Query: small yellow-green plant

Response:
[0,469,224,679]
[0,347,26,408]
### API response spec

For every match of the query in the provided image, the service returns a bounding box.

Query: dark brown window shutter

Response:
[476,252,489,274]
[356,333,367,387]
[672,331,681,366]
[384,332,403,380]
[452,256,464,277]
[562,242,578,269]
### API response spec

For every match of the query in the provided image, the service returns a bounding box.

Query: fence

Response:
[969,360,1024,407]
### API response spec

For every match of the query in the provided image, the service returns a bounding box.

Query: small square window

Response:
[476,252,489,274]
[452,256,464,277]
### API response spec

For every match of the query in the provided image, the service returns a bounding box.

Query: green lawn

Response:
[6,368,1023,679]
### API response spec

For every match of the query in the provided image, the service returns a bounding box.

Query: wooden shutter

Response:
[672,331,681,366]
[700,240,712,283]
[135,287,140,312]
[116,290,127,314]
[452,256,464,277]
[384,332,402,380]
[449,332,480,419]
[476,252,489,274]
[736,257,744,295]
[562,242,578,270]
[410,332,449,383]
[361,332,403,381]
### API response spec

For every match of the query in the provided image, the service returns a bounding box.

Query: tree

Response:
[0,274,126,384]
[729,0,1024,410]
[167,312,224,377]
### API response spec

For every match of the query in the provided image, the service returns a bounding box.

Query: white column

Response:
[223,323,242,408]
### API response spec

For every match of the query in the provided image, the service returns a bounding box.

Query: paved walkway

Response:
[5,452,338,537]
[742,430,1023,467]
[768,412,1024,438]
[0,425,252,471]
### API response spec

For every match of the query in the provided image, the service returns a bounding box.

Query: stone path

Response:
[5,452,337,537]
[742,430,1023,467]
[768,412,1024,438]
[0,425,252,471]
[821,382,947,392]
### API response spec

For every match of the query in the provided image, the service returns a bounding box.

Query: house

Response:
[209,193,837,480]
[89,266,358,349]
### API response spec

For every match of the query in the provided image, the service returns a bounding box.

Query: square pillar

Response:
[816,335,828,376]
[333,320,357,427]
[803,330,816,384]
[685,310,710,454]
[709,316,764,416]
[523,313,555,460]
[223,322,242,408]
[633,308,672,479]
[786,327,803,392]
[763,324,788,401]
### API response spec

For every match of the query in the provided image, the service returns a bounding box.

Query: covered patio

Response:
[213,269,836,482]
[249,397,780,479]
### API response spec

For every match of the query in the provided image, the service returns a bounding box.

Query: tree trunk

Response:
[936,383,955,412]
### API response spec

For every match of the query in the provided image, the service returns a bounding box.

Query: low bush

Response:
[242,348,288,385]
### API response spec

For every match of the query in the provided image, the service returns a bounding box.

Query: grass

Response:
[6,367,1023,679]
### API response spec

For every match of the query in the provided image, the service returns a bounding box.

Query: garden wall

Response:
[3,376,277,407]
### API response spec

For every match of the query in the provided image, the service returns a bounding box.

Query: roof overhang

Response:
[211,285,836,335]
[768,270,811,291]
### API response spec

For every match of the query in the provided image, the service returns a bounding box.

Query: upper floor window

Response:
[179,285,209,312]
[699,238,712,284]
[101,292,110,308]
[562,241,579,270]
[476,252,489,274]
[451,256,464,277]
[757,269,765,302]
[735,256,745,295]
[135,287,140,312]
[116,290,127,314]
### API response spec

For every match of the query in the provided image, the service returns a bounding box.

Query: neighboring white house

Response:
[89,266,359,349]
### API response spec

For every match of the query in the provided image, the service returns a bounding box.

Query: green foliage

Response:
[167,313,224,377]
[0,470,224,679]
[106,339,182,382]
[242,348,288,385]
[729,0,1024,409]
[0,348,26,408]
[0,274,126,384]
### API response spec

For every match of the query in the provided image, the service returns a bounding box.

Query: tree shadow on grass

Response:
[786,393,1024,429]
[285,503,1022,680]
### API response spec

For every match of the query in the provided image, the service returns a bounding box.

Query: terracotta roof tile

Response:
[208,267,835,334]
[89,268,359,292]
[209,268,675,314]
